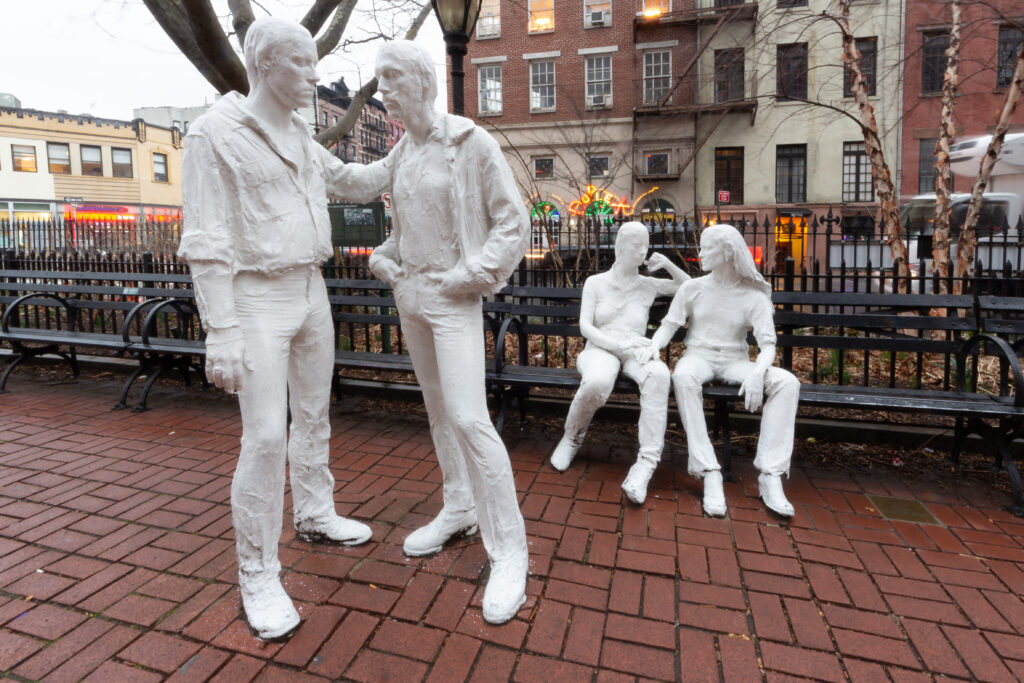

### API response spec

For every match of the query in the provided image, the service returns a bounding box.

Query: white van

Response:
[899,192,1022,270]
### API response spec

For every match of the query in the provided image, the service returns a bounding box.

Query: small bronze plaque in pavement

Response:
[868,495,941,525]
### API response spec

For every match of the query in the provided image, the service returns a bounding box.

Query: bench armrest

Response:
[122,297,168,342]
[956,333,1024,408]
[140,298,202,345]
[2,292,77,333]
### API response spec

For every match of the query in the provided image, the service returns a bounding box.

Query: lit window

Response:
[81,145,102,176]
[842,142,872,202]
[153,152,168,182]
[112,148,133,179]
[646,151,669,175]
[586,56,612,108]
[585,0,611,26]
[588,154,610,178]
[643,51,671,104]
[534,157,554,179]
[530,60,556,111]
[642,0,669,17]
[528,0,554,32]
[478,0,500,38]
[12,145,37,173]
[47,143,71,175]
[479,65,503,115]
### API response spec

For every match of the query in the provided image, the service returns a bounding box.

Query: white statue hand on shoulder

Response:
[738,368,766,412]
[369,255,403,285]
[204,325,249,394]
[644,252,670,273]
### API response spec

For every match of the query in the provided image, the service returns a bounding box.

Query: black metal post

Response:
[444,31,470,116]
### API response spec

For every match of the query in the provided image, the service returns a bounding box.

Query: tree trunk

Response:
[931,0,960,287]
[838,0,910,283]
[953,43,1024,290]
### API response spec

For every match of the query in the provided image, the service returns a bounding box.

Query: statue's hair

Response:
[614,221,649,258]
[702,224,771,296]
[243,17,315,89]
[375,41,438,107]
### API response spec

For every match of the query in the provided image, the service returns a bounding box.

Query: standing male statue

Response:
[549,222,689,505]
[645,224,799,518]
[366,41,532,625]
[179,17,384,639]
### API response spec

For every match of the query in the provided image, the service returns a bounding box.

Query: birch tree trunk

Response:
[838,0,910,283]
[953,43,1024,290]
[931,0,961,286]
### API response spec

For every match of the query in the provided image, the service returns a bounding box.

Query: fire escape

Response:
[632,0,758,188]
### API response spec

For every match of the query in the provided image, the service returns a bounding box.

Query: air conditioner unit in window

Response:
[590,10,606,24]
[589,95,609,107]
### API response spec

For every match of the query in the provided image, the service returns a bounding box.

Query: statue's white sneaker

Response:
[482,554,527,625]
[239,572,300,640]
[295,514,373,545]
[550,434,581,471]
[622,459,657,505]
[403,508,478,557]
[702,470,727,517]
[758,473,795,517]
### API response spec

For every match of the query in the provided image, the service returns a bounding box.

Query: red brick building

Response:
[316,78,405,164]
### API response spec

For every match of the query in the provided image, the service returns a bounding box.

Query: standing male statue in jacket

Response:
[367,41,531,625]
[179,17,386,640]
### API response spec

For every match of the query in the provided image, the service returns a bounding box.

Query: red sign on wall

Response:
[717,190,730,203]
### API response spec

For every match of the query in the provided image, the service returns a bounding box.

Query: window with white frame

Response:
[530,60,556,111]
[585,0,611,26]
[153,152,168,182]
[534,157,554,179]
[47,143,70,175]
[586,56,612,107]
[643,51,671,104]
[478,0,500,38]
[645,151,669,175]
[528,0,554,32]
[478,65,503,115]
[588,154,610,178]
[642,0,670,15]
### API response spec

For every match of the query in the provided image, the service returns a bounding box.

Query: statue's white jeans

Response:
[563,346,671,464]
[393,273,528,565]
[672,347,799,478]
[231,266,337,579]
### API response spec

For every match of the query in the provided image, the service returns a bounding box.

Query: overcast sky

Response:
[2,0,448,121]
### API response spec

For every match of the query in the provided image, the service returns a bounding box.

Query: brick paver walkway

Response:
[2,378,1024,681]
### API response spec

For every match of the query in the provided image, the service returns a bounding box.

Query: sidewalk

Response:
[2,378,1024,682]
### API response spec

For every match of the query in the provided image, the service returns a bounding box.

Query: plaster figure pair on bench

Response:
[550,223,799,520]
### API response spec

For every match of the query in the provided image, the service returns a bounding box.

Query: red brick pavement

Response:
[2,379,1024,681]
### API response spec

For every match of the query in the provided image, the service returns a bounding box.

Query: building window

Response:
[921,31,949,94]
[153,152,168,182]
[777,43,808,100]
[586,56,612,107]
[12,145,37,173]
[642,0,670,14]
[714,147,744,205]
[81,145,102,176]
[478,0,500,38]
[530,60,556,111]
[585,0,611,26]
[777,0,807,7]
[588,155,610,178]
[528,0,554,32]
[776,144,806,203]
[918,137,938,193]
[479,65,503,115]
[47,142,71,175]
[112,148,133,178]
[643,51,671,104]
[843,37,877,97]
[534,157,554,179]
[842,142,873,202]
[714,48,744,102]
[997,27,1023,89]
[646,151,669,175]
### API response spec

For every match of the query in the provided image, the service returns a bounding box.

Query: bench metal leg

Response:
[114,363,149,410]
[714,400,736,482]
[133,365,167,412]
[0,352,28,393]
[996,436,1024,517]
[950,417,967,468]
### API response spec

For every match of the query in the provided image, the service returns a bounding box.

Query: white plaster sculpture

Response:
[366,42,531,625]
[645,224,799,518]
[549,222,689,505]
[178,18,385,639]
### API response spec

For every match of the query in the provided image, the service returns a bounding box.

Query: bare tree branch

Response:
[227,0,255,51]
[182,0,249,94]
[316,0,358,60]
[301,0,343,36]
[143,0,239,95]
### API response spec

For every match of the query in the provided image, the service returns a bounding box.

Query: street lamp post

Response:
[431,0,483,116]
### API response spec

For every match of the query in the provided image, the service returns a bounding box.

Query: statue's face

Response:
[699,234,725,272]
[263,35,319,111]
[376,54,420,124]
[616,231,649,269]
